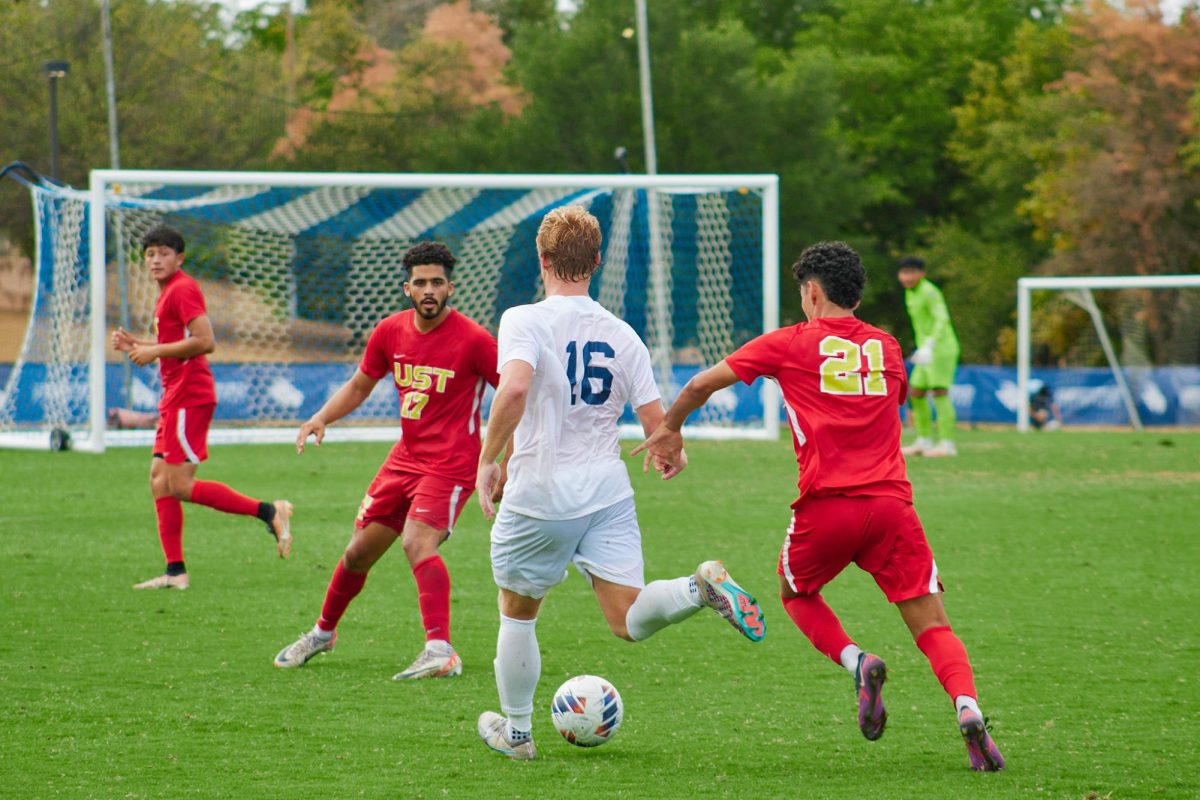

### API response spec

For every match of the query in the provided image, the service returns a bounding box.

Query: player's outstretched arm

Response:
[477,360,533,519]
[632,360,740,478]
[296,369,377,454]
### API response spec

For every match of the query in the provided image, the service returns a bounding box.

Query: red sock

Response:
[155,496,184,563]
[782,594,854,664]
[412,555,451,643]
[317,561,368,632]
[190,479,260,517]
[916,625,978,701]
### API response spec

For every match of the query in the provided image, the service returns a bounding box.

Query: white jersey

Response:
[497,294,660,520]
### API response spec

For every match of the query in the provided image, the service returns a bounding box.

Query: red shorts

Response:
[153,404,214,465]
[356,466,473,534]
[776,494,944,603]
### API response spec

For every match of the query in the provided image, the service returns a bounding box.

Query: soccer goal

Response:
[1016,274,1200,431]
[0,169,779,451]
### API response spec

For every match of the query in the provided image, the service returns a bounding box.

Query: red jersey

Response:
[360,309,499,485]
[725,316,911,506]
[154,270,216,412]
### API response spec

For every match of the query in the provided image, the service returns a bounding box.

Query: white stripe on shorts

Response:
[176,408,201,464]
[780,515,797,592]
[928,559,940,594]
[446,484,464,534]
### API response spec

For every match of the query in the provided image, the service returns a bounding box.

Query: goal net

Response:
[1016,275,1200,430]
[0,170,779,451]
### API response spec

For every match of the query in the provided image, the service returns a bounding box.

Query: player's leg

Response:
[133,451,191,590]
[782,496,887,739]
[924,355,959,457]
[870,497,1003,770]
[273,520,399,668]
[478,587,543,760]
[480,508,578,759]
[168,405,293,555]
[393,476,472,680]
[903,383,935,455]
[898,594,1005,771]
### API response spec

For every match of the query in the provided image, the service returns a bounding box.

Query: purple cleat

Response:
[855,652,888,741]
[959,708,1005,771]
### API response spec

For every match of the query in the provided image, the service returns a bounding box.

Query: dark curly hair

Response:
[140,224,185,255]
[791,241,866,310]
[402,241,456,277]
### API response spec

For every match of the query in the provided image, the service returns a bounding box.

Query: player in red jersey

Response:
[274,241,500,680]
[113,224,294,591]
[635,242,1005,771]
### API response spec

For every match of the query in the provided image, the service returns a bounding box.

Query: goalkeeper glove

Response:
[910,343,934,365]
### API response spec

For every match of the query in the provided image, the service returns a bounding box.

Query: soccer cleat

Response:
[132,573,189,590]
[477,711,536,761]
[269,500,294,558]
[901,437,933,456]
[959,708,1005,771]
[855,652,888,741]
[392,646,463,680]
[694,560,766,642]
[924,441,958,458]
[274,629,336,668]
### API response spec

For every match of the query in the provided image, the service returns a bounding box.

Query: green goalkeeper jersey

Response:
[904,278,959,353]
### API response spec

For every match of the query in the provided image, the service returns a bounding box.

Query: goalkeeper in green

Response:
[898,257,959,457]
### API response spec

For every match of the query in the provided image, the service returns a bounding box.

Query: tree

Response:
[1020,0,1200,363]
[0,0,285,251]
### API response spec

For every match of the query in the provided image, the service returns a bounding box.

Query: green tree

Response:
[0,0,285,251]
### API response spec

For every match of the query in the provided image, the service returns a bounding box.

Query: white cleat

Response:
[901,437,934,456]
[392,646,463,680]
[694,560,765,642]
[477,711,536,761]
[924,441,958,457]
[133,573,189,590]
[274,629,336,668]
[271,500,294,558]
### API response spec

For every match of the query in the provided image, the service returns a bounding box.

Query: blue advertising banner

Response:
[2,362,1198,427]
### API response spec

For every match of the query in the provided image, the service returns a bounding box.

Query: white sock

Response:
[625,577,702,641]
[495,614,539,733]
[839,644,864,677]
[955,695,980,716]
[312,624,334,641]
[425,638,452,655]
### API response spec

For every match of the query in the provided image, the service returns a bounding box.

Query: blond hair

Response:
[536,205,602,282]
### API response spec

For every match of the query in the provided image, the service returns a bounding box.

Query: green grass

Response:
[1,429,1198,799]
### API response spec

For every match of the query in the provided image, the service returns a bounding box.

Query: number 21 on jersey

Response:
[819,336,887,396]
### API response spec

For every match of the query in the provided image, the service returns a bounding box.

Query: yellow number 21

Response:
[818,336,887,397]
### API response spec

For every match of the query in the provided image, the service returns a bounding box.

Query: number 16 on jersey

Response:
[565,340,614,406]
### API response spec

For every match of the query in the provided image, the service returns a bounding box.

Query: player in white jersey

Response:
[473,205,766,761]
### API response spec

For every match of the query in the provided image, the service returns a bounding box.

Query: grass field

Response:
[1,429,1198,799]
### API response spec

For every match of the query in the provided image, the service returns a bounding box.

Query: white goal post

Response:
[0,170,779,451]
[1016,274,1200,431]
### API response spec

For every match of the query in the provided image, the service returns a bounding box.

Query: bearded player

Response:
[274,242,499,680]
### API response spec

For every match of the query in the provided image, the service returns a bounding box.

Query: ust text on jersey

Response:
[394,363,455,420]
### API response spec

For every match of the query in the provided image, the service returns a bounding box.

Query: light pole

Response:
[42,60,69,180]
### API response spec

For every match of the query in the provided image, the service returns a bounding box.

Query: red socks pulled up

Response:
[190,480,261,516]
[155,496,184,563]
[782,594,854,664]
[412,555,451,643]
[916,625,978,701]
[317,561,368,632]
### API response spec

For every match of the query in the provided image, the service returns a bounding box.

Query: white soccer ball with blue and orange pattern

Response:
[551,674,623,747]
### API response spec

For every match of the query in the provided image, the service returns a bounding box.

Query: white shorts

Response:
[490,496,645,599]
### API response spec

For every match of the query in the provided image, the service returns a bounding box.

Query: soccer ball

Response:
[550,674,624,747]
